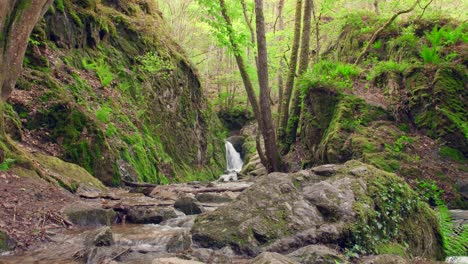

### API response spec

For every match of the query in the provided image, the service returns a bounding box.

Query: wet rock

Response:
[195,193,233,203]
[287,245,345,264]
[0,230,16,253]
[76,185,101,199]
[118,159,139,182]
[125,207,177,224]
[191,248,234,263]
[152,258,204,264]
[248,252,298,264]
[86,246,130,264]
[359,254,408,264]
[449,210,468,226]
[85,226,114,247]
[166,230,191,253]
[64,203,117,226]
[311,164,343,177]
[174,197,203,215]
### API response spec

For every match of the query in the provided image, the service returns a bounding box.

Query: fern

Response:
[425,26,444,47]
[436,199,468,256]
[420,45,441,65]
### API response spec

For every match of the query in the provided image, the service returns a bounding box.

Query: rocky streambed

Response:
[0,161,466,264]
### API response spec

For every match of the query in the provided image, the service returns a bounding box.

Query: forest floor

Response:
[0,170,74,250]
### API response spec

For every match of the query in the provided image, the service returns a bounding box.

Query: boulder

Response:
[191,161,443,259]
[85,226,114,247]
[195,193,233,204]
[152,258,204,264]
[287,245,345,264]
[125,207,177,224]
[166,230,192,253]
[174,197,203,215]
[359,254,408,264]
[248,252,298,264]
[64,203,117,226]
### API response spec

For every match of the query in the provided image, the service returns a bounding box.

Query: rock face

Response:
[191,161,443,259]
[7,0,225,185]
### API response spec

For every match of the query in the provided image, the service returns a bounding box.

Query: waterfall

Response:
[219,141,243,181]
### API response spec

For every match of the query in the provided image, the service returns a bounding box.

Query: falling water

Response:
[219,141,243,181]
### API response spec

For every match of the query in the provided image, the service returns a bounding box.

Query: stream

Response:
[0,141,250,264]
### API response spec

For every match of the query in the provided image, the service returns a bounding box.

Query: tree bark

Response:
[277,0,302,145]
[311,0,320,61]
[285,0,313,152]
[276,0,285,129]
[0,0,53,100]
[254,0,282,172]
[354,0,420,65]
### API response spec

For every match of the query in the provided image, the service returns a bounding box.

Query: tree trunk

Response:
[219,0,261,121]
[277,0,302,145]
[284,0,313,152]
[0,0,53,100]
[254,0,282,172]
[354,0,420,65]
[275,0,285,129]
[311,0,320,61]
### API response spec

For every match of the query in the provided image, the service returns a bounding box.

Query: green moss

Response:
[0,231,15,253]
[439,146,466,162]
[375,242,408,257]
[344,162,444,259]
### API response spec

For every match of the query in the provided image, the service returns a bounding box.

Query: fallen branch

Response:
[122,180,158,188]
[179,186,249,194]
[354,0,421,65]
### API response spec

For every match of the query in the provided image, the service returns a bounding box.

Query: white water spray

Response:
[219,141,243,181]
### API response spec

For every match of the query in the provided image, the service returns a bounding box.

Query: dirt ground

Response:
[0,170,75,251]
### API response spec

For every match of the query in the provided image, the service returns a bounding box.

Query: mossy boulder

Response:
[405,65,467,156]
[300,85,390,164]
[64,203,117,226]
[191,161,443,259]
[33,152,107,192]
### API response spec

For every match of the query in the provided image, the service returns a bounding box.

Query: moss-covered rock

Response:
[191,161,443,259]
[8,0,225,185]
[406,65,467,156]
[300,85,390,164]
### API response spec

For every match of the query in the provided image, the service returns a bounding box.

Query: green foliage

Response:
[0,159,16,172]
[385,135,415,153]
[439,146,466,162]
[366,60,411,81]
[55,0,65,13]
[300,60,361,91]
[137,52,174,80]
[82,58,113,86]
[415,180,467,256]
[372,39,382,50]
[96,106,112,123]
[420,45,441,65]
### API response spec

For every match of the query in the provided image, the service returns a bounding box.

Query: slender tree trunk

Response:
[219,0,261,121]
[276,0,285,130]
[285,0,313,152]
[278,0,302,146]
[311,0,320,61]
[374,0,380,15]
[354,0,420,65]
[0,0,53,100]
[254,0,282,172]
